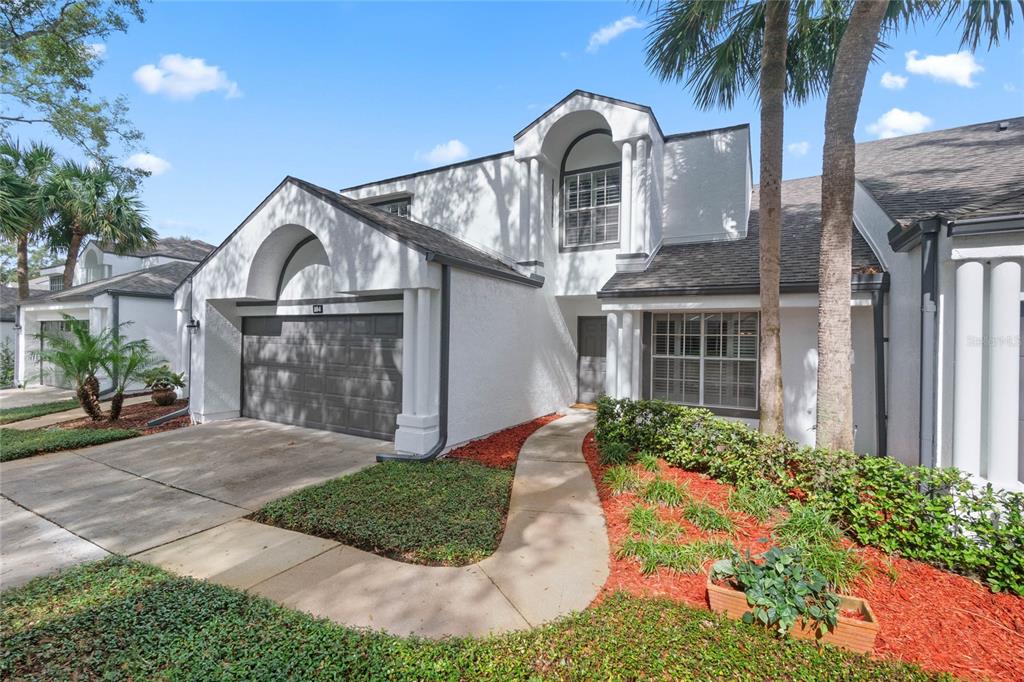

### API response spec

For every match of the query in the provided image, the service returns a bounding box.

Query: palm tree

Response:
[645,0,836,435]
[44,160,155,289]
[0,140,55,298]
[35,315,109,420]
[813,0,1022,450]
[100,331,157,421]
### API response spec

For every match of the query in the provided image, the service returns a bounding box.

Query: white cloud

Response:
[418,139,469,165]
[133,54,242,100]
[586,16,644,53]
[867,108,933,139]
[905,50,982,87]
[787,141,810,156]
[125,152,171,176]
[880,71,907,90]
[86,43,107,58]
[1004,82,1018,92]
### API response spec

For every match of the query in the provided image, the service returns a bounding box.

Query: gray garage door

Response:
[241,315,402,440]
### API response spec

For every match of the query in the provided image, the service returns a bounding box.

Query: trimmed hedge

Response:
[595,397,1024,596]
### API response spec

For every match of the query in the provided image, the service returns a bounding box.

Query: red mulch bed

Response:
[445,413,561,469]
[582,431,1024,681]
[57,399,191,435]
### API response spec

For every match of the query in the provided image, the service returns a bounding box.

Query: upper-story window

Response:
[563,165,621,248]
[560,130,621,250]
[372,197,411,219]
[48,275,65,292]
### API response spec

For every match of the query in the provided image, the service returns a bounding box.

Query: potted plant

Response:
[707,548,879,653]
[142,366,185,406]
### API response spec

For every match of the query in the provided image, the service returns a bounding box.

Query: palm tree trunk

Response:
[758,0,789,436]
[16,235,30,299]
[63,227,83,289]
[84,374,103,421]
[109,392,124,421]
[815,0,888,451]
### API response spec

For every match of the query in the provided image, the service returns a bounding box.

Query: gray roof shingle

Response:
[1,286,49,321]
[33,261,195,303]
[601,176,882,296]
[96,236,215,262]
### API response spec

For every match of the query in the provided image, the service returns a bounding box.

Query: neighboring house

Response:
[15,237,215,391]
[177,91,1022,491]
[1,286,46,352]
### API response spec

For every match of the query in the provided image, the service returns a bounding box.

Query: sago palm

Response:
[44,160,156,288]
[100,330,158,421]
[34,314,110,420]
[0,139,56,298]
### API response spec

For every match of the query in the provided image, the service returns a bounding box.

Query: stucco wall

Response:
[447,268,576,447]
[118,296,177,390]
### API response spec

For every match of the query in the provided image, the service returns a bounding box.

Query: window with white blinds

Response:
[651,312,759,410]
[372,197,411,218]
[562,165,620,248]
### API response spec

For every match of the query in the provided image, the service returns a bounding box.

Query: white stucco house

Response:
[13,237,214,390]
[176,91,1022,490]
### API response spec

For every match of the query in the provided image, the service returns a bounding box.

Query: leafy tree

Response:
[1,0,145,159]
[0,138,56,297]
[644,0,841,435]
[34,314,107,419]
[814,0,1023,449]
[0,240,55,286]
[44,159,155,288]
[99,329,157,420]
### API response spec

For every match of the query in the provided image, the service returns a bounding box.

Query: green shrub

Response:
[603,465,642,495]
[637,452,661,472]
[599,440,632,466]
[800,543,865,593]
[628,505,682,540]
[596,396,1024,596]
[729,482,787,522]
[712,547,840,638]
[620,537,734,574]
[684,500,735,533]
[0,427,138,462]
[643,477,687,507]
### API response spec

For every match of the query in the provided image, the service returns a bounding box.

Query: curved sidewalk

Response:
[136,410,609,638]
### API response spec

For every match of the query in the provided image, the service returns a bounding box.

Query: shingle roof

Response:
[601,176,883,297]
[289,177,540,287]
[32,261,195,303]
[857,116,1024,226]
[96,236,215,262]
[1,286,49,321]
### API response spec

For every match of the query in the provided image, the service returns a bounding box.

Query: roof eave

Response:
[596,273,890,299]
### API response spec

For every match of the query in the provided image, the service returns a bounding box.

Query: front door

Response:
[577,316,607,404]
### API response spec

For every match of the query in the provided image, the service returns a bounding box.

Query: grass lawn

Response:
[0,558,944,681]
[0,399,80,425]
[0,427,138,462]
[252,460,513,565]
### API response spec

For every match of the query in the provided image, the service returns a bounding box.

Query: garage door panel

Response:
[242,315,402,440]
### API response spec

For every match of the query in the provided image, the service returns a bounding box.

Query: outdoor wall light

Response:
[186,319,201,334]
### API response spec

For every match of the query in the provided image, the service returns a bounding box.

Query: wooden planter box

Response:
[706,580,880,653]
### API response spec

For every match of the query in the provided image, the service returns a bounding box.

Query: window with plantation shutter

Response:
[562,165,620,248]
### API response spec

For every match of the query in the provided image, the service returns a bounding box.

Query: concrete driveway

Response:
[0,419,385,589]
[0,385,76,410]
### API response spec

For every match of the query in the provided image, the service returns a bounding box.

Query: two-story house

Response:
[13,237,214,390]
[176,91,1022,491]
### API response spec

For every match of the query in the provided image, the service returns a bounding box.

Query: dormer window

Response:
[48,276,64,292]
[563,165,620,248]
[372,197,411,219]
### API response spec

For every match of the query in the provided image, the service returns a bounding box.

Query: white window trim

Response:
[649,311,759,412]
[560,164,621,250]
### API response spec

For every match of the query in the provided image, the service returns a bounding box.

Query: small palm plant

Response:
[100,332,158,421]
[34,315,109,420]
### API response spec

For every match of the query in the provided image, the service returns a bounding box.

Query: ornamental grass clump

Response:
[603,465,643,495]
[643,477,687,508]
[684,500,735,533]
[628,504,682,540]
[620,537,734,575]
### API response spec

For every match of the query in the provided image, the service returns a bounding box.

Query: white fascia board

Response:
[601,292,873,311]
[951,245,1024,260]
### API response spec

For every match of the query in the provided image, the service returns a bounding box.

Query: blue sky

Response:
[51,1,1024,244]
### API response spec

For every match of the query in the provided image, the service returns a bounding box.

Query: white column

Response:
[953,261,984,476]
[634,137,649,254]
[620,312,634,398]
[518,161,531,260]
[620,141,633,252]
[605,312,619,398]
[529,157,542,261]
[414,288,432,416]
[986,260,1021,484]
[633,321,643,399]
[400,289,418,416]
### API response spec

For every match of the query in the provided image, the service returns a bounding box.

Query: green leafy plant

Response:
[34,314,107,420]
[141,365,186,391]
[99,331,158,420]
[0,427,138,462]
[711,548,840,638]
[637,452,661,472]
[603,465,642,495]
[729,482,786,522]
[684,500,735,533]
[643,477,688,507]
[599,440,632,466]
[620,537,734,575]
[0,399,79,425]
[0,339,14,387]
[628,504,682,540]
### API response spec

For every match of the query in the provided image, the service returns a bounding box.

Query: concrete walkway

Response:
[4,395,152,430]
[137,410,609,638]
[0,386,75,410]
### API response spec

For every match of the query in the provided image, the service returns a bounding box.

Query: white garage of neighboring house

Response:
[179,90,1023,490]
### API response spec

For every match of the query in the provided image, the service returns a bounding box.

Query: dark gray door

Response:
[242,315,402,440]
[578,316,607,404]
